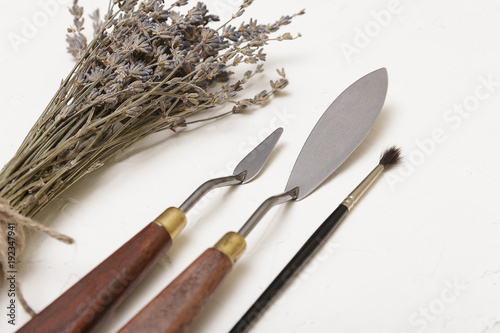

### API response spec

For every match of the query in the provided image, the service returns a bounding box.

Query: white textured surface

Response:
[1,0,500,332]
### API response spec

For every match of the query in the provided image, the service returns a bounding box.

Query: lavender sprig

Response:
[0,0,303,314]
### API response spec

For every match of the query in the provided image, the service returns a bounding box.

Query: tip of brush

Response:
[379,146,402,168]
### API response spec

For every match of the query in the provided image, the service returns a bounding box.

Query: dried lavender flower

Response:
[0,0,304,314]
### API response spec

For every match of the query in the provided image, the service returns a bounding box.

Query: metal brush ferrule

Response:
[342,164,384,211]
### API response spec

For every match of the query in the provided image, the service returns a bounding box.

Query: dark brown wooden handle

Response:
[118,247,233,333]
[17,222,173,333]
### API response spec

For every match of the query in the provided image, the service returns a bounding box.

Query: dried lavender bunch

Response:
[0,0,302,314]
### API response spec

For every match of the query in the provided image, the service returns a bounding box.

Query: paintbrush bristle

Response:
[379,146,402,168]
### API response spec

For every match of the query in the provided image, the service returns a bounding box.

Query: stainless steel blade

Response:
[234,127,283,183]
[238,68,388,237]
[179,128,282,213]
[285,68,388,200]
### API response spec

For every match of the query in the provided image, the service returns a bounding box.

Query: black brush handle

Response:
[230,204,349,333]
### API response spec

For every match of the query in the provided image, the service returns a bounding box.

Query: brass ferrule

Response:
[153,207,187,240]
[213,232,247,265]
[342,164,384,211]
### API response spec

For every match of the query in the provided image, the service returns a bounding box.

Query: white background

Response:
[1,0,500,332]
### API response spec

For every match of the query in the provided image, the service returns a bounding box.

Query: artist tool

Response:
[119,68,389,333]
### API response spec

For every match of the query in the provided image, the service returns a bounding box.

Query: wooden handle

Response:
[18,206,186,333]
[119,248,233,333]
[119,232,246,333]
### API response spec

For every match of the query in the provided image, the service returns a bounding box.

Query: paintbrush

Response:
[230,146,402,333]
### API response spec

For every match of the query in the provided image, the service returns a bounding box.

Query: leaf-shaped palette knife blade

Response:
[118,68,389,333]
[17,128,283,333]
